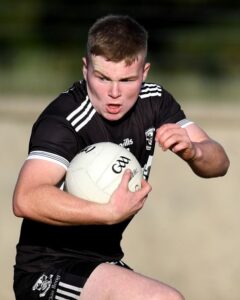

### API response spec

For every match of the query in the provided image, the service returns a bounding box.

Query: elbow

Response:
[209,157,230,178]
[214,153,230,178]
[191,156,230,179]
[13,199,24,218]
[207,152,230,178]
[12,192,29,218]
[13,208,24,218]
[216,146,230,177]
[219,156,230,177]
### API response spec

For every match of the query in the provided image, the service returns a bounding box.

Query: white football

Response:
[65,142,142,203]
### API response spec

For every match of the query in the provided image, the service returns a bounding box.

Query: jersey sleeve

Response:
[156,89,187,127]
[28,115,79,169]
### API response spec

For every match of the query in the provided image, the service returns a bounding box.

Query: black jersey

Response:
[16,80,190,272]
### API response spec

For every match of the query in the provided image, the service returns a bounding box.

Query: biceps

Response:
[16,159,66,191]
[13,159,66,217]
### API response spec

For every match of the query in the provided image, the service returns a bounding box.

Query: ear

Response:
[143,62,151,81]
[82,57,88,80]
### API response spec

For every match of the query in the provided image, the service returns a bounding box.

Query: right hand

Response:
[106,169,152,224]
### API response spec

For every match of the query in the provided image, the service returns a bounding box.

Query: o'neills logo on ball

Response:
[112,156,131,174]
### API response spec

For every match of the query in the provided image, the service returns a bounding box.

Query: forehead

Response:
[89,55,145,79]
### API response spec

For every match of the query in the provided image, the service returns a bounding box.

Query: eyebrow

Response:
[94,70,138,81]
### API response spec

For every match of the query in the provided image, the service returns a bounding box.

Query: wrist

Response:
[94,201,118,225]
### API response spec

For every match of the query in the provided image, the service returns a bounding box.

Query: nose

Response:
[108,81,121,98]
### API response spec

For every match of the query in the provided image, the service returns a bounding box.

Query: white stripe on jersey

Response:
[66,96,89,121]
[71,102,93,126]
[139,83,162,99]
[55,281,81,300]
[75,108,96,132]
[141,86,162,93]
[27,151,69,170]
[140,92,162,99]
[66,96,96,132]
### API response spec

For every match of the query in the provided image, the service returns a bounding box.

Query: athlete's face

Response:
[82,54,150,121]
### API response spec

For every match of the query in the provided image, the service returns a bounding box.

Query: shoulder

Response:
[28,81,91,162]
[139,82,163,99]
[139,82,176,104]
[138,82,181,110]
[39,80,88,120]
[138,82,186,125]
[33,80,98,134]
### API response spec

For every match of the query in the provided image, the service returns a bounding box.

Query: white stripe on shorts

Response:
[55,281,82,300]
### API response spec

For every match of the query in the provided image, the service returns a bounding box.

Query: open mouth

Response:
[106,104,122,114]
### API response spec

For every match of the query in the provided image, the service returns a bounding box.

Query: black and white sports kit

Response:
[14,80,192,300]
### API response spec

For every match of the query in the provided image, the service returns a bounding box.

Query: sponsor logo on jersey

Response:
[119,138,133,148]
[145,128,155,150]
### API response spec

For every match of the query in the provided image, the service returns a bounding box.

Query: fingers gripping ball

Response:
[65,142,142,203]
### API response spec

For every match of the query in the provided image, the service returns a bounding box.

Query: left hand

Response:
[155,123,197,161]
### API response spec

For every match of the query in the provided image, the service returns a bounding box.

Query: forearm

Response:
[187,139,230,178]
[13,184,111,226]
[13,159,151,226]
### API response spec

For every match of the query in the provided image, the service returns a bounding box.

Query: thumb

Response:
[119,169,132,188]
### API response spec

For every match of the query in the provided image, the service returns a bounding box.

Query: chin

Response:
[103,112,123,121]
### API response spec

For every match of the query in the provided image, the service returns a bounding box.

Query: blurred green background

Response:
[1,0,239,102]
[1,2,240,300]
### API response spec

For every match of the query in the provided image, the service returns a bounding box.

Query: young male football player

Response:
[13,14,229,300]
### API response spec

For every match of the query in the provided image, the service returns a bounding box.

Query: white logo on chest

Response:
[119,138,133,148]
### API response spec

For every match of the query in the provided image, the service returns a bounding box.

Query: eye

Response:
[120,78,136,82]
[98,75,110,81]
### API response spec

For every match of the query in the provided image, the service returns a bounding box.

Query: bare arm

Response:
[13,159,151,226]
[155,123,230,178]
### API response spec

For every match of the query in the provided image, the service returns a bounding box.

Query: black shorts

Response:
[14,259,132,300]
